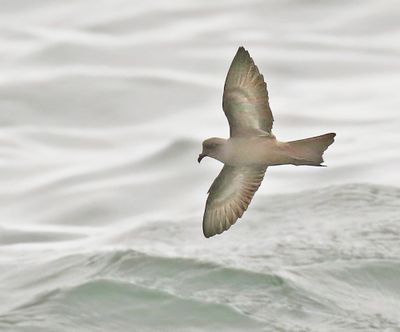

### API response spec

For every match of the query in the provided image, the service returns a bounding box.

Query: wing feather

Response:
[203,165,267,238]
[223,47,274,137]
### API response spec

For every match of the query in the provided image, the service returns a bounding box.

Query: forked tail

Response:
[288,133,336,166]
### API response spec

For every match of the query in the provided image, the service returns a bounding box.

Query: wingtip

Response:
[202,222,223,238]
[202,228,213,238]
[234,46,250,61]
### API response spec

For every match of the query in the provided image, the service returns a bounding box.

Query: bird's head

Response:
[198,137,226,163]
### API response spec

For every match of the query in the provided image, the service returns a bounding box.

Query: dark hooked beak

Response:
[197,153,206,163]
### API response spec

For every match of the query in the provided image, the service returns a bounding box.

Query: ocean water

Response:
[1,0,400,331]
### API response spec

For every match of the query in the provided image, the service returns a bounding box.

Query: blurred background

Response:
[0,0,399,331]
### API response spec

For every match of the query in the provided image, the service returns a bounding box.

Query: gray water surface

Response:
[1,1,400,331]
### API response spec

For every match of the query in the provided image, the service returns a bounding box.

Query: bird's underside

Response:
[199,47,335,238]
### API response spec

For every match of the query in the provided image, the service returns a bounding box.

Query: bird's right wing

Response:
[223,47,274,137]
[203,165,267,238]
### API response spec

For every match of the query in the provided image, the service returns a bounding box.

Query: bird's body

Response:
[203,134,335,167]
[198,46,335,238]
[207,137,281,166]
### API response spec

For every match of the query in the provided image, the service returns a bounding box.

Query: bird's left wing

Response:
[223,47,274,137]
[203,165,267,238]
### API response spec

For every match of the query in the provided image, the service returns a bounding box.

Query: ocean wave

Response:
[1,278,264,332]
[3,246,400,331]
[0,226,84,246]
[1,249,287,331]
